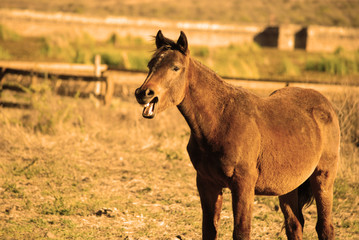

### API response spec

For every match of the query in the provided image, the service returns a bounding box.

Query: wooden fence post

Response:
[104,75,114,106]
[94,54,101,96]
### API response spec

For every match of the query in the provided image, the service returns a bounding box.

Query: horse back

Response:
[266,87,339,137]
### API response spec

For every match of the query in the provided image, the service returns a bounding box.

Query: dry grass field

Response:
[0,79,358,239]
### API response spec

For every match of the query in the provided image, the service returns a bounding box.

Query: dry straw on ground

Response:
[0,82,358,239]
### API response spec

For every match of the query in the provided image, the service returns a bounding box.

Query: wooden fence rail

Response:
[0,61,108,73]
[0,56,114,105]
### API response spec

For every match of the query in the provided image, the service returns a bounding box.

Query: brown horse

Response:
[135,30,340,240]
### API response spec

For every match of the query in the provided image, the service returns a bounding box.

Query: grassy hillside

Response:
[1,0,359,27]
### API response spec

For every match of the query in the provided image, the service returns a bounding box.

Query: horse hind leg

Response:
[279,179,312,240]
[310,152,338,240]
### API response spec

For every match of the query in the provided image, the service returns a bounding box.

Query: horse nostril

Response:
[135,88,155,103]
[135,88,141,97]
[145,88,155,97]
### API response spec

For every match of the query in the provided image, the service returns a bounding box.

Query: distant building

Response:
[254,24,359,52]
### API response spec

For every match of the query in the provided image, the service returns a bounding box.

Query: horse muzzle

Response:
[135,87,158,119]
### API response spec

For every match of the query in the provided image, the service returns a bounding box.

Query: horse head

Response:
[135,30,190,118]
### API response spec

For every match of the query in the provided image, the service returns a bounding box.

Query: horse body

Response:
[181,59,329,195]
[135,30,340,240]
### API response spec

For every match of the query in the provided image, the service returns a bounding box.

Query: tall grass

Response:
[40,33,95,63]
[328,90,359,181]
[0,80,84,135]
[336,92,359,147]
[305,48,359,76]
[0,46,11,60]
[191,43,262,78]
[107,33,145,48]
[278,58,301,77]
[38,33,152,69]
[0,24,21,41]
[100,51,126,68]
[0,25,18,60]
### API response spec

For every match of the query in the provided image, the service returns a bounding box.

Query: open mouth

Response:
[142,97,158,119]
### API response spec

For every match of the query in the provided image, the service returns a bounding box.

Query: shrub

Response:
[228,42,261,53]
[0,24,20,41]
[305,49,359,75]
[192,46,210,58]
[108,33,120,46]
[0,45,11,59]
[100,52,126,68]
[107,33,146,47]
[127,52,150,70]
[278,58,300,76]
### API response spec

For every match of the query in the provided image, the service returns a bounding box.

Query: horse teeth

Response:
[144,103,150,107]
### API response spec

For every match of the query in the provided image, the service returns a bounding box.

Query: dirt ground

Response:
[0,81,358,239]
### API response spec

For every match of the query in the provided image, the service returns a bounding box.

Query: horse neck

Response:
[178,58,238,144]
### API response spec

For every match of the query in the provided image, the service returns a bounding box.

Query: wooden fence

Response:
[1,57,358,108]
[0,56,114,106]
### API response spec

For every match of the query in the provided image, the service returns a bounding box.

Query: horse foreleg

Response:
[231,176,256,240]
[197,174,223,240]
[279,189,304,240]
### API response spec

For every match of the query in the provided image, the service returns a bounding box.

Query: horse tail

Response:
[298,178,314,210]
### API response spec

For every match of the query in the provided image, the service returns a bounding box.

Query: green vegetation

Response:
[192,43,262,78]
[305,48,359,76]
[3,30,153,69]
[0,25,20,41]
[1,26,358,84]
[0,46,11,60]
[0,25,17,60]
[278,58,301,77]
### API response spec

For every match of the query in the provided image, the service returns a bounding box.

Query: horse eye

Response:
[172,66,180,72]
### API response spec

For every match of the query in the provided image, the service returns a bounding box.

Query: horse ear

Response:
[177,31,188,53]
[155,30,166,49]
